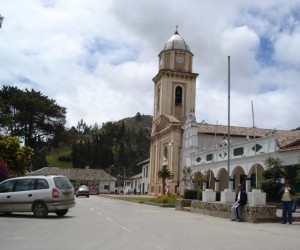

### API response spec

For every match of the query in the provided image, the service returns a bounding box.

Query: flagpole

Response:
[227,56,231,189]
[252,100,257,189]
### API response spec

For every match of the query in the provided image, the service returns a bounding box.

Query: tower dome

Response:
[162,30,190,51]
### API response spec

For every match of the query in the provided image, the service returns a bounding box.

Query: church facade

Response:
[148,30,300,196]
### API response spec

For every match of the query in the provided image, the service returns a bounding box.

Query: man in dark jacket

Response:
[230,184,247,222]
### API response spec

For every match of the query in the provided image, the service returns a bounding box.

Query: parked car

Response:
[76,185,89,198]
[0,175,75,218]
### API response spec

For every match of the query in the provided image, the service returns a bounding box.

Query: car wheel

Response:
[55,209,68,217]
[86,195,89,198]
[32,201,48,218]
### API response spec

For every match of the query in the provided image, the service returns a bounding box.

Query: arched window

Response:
[175,86,182,106]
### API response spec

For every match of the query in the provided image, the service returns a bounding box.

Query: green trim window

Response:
[233,147,244,156]
[251,144,262,152]
[206,154,214,161]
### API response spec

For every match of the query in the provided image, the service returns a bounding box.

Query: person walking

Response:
[230,184,247,222]
[279,180,295,224]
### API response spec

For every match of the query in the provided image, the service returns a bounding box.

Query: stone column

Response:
[229,179,234,190]
[247,189,266,206]
[246,178,251,192]
[214,180,219,191]
[221,189,236,203]
[202,189,216,202]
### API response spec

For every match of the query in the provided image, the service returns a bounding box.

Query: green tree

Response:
[71,118,150,178]
[0,86,67,170]
[0,134,33,176]
[158,168,174,194]
[295,160,300,184]
[192,171,204,190]
[261,156,286,202]
[0,86,66,147]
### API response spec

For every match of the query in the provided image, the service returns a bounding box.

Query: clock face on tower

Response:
[176,54,184,63]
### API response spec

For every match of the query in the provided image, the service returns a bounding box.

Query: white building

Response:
[148,29,300,196]
[123,159,150,195]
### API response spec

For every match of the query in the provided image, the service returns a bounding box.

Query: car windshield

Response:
[54,177,73,189]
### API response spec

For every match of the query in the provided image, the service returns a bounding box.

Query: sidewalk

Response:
[100,194,300,222]
[277,209,300,219]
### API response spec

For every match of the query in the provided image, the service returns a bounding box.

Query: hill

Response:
[46,114,153,169]
[117,113,152,131]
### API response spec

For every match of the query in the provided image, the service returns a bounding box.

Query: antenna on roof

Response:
[175,25,179,34]
[214,120,218,148]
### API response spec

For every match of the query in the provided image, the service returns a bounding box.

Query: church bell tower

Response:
[148,28,198,195]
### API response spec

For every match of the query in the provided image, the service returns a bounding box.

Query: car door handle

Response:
[28,194,32,197]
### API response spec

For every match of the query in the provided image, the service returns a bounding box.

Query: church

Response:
[148,29,300,196]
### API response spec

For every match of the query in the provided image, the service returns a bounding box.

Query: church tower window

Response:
[175,86,182,106]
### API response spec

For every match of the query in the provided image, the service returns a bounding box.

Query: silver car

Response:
[0,175,75,218]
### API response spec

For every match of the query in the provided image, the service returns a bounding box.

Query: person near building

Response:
[279,180,295,224]
[230,184,248,222]
[292,196,300,212]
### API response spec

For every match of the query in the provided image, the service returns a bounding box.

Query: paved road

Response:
[0,195,299,250]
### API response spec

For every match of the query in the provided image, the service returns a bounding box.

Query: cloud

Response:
[0,0,300,130]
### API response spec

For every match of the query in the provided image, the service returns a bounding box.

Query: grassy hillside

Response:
[46,146,73,168]
[117,114,152,131]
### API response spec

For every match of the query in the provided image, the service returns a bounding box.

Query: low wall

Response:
[176,199,278,223]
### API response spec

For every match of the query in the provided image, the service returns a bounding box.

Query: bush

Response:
[216,191,221,201]
[261,181,282,202]
[0,158,11,182]
[197,190,202,200]
[58,154,71,162]
[184,189,199,199]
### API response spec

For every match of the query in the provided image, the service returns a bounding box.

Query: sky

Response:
[0,0,300,130]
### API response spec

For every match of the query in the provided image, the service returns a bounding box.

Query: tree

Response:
[181,167,204,190]
[158,168,174,194]
[71,118,150,178]
[0,86,67,148]
[192,171,204,190]
[0,86,67,170]
[0,157,11,181]
[181,166,193,189]
[261,156,286,202]
[0,134,33,176]
[295,160,300,184]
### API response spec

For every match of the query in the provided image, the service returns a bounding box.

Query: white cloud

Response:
[0,0,300,130]
[274,30,300,66]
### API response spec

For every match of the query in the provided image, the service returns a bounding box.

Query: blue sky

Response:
[0,0,300,130]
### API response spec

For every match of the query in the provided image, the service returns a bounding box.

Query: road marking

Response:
[149,242,163,249]
[89,208,94,211]
[106,217,113,222]
[121,226,132,233]
[97,212,102,216]
[134,209,160,213]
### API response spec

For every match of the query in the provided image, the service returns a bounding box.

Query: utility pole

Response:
[0,14,4,28]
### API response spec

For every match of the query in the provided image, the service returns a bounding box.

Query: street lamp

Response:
[0,14,4,28]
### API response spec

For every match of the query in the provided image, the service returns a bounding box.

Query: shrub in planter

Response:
[184,189,199,199]
[216,191,221,201]
[197,190,202,200]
